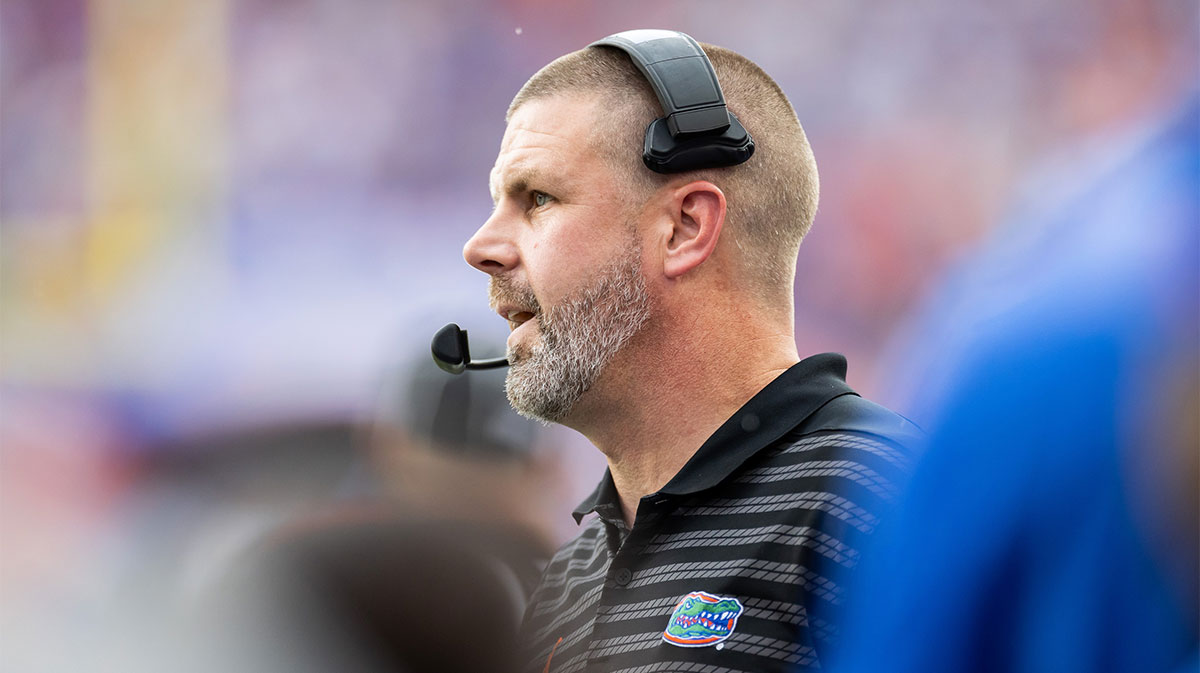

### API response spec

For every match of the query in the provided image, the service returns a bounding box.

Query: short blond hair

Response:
[509,40,819,298]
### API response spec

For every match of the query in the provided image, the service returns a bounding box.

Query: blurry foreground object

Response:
[368,363,564,547]
[190,364,555,673]
[197,514,546,673]
[835,94,1199,673]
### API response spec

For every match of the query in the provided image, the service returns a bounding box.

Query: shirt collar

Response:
[573,352,857,523]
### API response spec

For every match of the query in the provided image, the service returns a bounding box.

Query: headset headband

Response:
[590,29,755,174]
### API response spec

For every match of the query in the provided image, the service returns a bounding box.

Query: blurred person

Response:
[833,93,1199,673]
[197,511,549,673]
[190,363,557,673]
[459,30,920,673]
[369,356,568,548]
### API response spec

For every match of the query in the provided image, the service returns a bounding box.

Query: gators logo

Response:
[662,591,744,647]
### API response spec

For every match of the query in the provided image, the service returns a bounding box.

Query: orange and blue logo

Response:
[662,591,744,648]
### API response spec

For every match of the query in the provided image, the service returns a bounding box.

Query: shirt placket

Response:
[582,494,674,672]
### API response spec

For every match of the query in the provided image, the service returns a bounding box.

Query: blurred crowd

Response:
[1,0,1196,671]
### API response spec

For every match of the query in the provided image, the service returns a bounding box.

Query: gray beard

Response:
[503,248,652,425]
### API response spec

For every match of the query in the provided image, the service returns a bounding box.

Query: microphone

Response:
[430,323,509,375]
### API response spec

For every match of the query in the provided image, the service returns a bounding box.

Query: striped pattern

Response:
[518,427,910,673]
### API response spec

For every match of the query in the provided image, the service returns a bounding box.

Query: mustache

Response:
[488,275,542,316]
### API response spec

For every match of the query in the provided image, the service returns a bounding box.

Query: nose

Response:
[463,209,519,275]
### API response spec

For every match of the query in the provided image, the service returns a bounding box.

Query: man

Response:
[462,31,919,673]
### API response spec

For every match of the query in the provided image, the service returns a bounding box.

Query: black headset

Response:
[433,29,753,374]
[591,29,754,173]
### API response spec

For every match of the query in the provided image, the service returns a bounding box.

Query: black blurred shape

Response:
[204,514,545,673]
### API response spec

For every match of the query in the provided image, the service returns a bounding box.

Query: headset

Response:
[432,29,754,374]
[592,29,754,173]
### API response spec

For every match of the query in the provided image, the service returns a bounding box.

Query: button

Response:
[643,493,670,507]
[740,413,760,432]
[613,567,632,586]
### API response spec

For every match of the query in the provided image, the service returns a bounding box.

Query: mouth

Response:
[501,308,539,352]
[502,309,537,332]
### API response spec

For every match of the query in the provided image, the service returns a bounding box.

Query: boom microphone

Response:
[430,323,509,375]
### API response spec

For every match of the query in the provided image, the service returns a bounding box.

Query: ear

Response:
[663,181,726,279]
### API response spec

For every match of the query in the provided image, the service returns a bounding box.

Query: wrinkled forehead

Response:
[489,94,608,195]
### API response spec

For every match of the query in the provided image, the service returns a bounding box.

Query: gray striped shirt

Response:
[518,354,919,673]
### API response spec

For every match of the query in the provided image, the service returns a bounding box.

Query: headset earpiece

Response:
[590,29,755,174]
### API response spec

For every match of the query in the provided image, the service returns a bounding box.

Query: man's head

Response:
[508,39,820,294]
[463,34,818,426]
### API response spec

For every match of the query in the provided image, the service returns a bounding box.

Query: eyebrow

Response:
[490,164,546,206]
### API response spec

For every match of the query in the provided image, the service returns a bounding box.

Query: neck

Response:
[565,308,799,526]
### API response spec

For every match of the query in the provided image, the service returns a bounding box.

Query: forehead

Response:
[490,95,606,195]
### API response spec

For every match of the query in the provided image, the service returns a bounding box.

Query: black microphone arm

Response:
[431,323,509,375]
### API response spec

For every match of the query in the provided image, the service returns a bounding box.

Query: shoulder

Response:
[738,394,923,525]
[766,393,922,481]
[800,393,924,451]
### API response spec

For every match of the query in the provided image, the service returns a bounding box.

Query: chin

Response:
[505,334,538,365]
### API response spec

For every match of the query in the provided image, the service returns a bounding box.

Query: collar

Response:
[572,352,857,524]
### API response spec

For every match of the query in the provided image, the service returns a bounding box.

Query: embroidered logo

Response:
[662,591,744,648]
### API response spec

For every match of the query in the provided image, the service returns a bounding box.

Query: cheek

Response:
[525,214,620,296]
[529,250,585,305]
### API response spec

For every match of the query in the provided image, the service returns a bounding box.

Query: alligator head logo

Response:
[662,591,744,647]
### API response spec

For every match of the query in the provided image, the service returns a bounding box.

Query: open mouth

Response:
[505,310,536,331]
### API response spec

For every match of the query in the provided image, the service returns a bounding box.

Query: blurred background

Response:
[1,0,1196,671]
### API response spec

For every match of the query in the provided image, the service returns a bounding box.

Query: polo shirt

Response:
[517,353,920,673]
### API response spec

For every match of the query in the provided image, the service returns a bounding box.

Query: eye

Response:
[532,191,553,208]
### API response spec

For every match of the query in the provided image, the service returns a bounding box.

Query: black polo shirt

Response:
[518,353,920,673]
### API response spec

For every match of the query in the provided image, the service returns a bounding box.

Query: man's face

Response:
[463,95,653,424]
